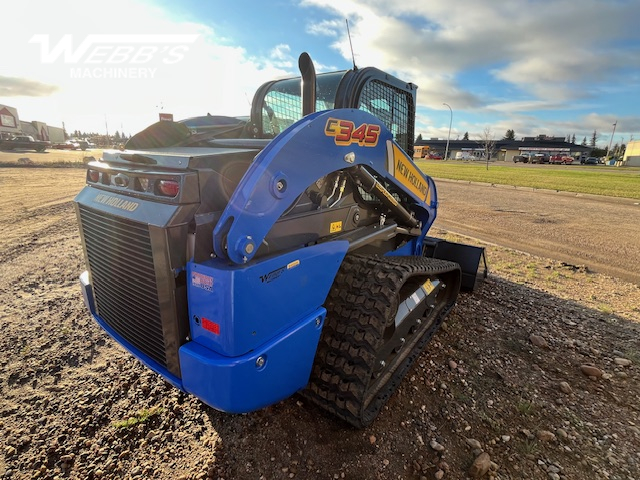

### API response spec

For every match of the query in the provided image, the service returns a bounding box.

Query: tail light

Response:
[157,180,180,197]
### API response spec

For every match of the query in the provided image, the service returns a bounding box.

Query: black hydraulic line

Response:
[350,166,420,228]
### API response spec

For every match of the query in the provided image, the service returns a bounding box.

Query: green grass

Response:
[516,399,535,416]
[415,160,640,199]
[112,406,163,429]
[518,438,540,456]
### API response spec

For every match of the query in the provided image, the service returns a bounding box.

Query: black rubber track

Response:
[304,254,461,428]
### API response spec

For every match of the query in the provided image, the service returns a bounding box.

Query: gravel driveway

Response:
[433,179,640,285]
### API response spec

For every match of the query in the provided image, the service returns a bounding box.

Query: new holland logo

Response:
[94,193,139,212]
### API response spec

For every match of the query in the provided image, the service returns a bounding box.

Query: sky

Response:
[1,0,639,147]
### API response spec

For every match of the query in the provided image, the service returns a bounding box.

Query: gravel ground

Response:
[1,167,639,480]
[433,179,640,285]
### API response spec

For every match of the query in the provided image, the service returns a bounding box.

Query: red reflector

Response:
[88,170,99,182]
[202,318,220,335]
[158,180,180,197]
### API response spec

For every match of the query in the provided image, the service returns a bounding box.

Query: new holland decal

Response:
[387,142,430,202]
[324,118,380,147]
[94,193,139,212]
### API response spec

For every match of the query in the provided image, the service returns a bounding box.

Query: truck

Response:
[0,135,49,152]
[549,154,573,164]
[74,53,485,427]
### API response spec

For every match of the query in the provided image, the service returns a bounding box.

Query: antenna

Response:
[345,19,357,70]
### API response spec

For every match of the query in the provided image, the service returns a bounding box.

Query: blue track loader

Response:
[75,53,484,427]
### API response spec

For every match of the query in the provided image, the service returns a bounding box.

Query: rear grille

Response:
[78,205,167,368]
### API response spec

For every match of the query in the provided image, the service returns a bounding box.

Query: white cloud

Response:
[301,0,640,104]
[0,0,296,134]
[301,0,640,142]
[306,19,343,37]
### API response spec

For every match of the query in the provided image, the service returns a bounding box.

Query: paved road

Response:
[432,179,640,285]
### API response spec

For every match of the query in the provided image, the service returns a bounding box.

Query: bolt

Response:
[400,337,406,344]
[315,316,322,326]
[255,356,266,368]
[416,319,422,325]
[276,180,285,191]
[380,360,386,368]
[441,283,446,289]
[353,212,360,223]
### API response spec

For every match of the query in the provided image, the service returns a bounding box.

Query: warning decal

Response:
[192,272,213,292]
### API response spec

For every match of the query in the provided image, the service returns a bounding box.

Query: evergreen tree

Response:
[581,137,587,146]
[590,130,597,148]
[416,133,423,142]
[463,132,469,140]
[571,134,576,144]
[503,129,515,140]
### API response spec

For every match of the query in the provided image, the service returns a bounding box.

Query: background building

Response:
[0,104,21,139]
[0,103,64,142]
[622,140,640,166]
[415,135,591,162]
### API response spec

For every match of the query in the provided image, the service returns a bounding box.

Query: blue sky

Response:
[2,0,639,147]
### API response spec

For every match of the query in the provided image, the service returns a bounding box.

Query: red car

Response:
[549,154,574,164]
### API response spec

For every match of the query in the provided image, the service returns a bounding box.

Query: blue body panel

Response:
[80,269,333,412]
[187,241,348,357]
[179,307,325,413]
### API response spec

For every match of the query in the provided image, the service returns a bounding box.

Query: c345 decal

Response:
[324,118,380,147]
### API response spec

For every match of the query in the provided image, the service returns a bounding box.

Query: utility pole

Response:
[605,121,617,164]
[105,114,109,147]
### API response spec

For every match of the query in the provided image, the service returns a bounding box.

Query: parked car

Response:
[582,157,599,165]
[530,152,549,164]
[512,154,528,163]
[0,135,49,152]
[549,154,574,164]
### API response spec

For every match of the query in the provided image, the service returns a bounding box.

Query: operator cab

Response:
[248,66,417,157]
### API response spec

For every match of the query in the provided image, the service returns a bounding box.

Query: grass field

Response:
[2,150,639,200]
[415,160,640,199]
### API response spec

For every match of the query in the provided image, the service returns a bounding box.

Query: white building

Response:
[622,140,640,166]
[0,104,21,138]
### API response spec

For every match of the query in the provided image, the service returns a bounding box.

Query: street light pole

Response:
[443,103,452,161]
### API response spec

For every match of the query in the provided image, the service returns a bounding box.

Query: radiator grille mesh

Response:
[78,205,167,367]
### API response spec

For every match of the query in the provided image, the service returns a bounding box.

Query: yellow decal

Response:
[287,260,300,269]
[324,118,380,147]
[330,221,343,233]
[389,142,430,203]
[422,279,435,295]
